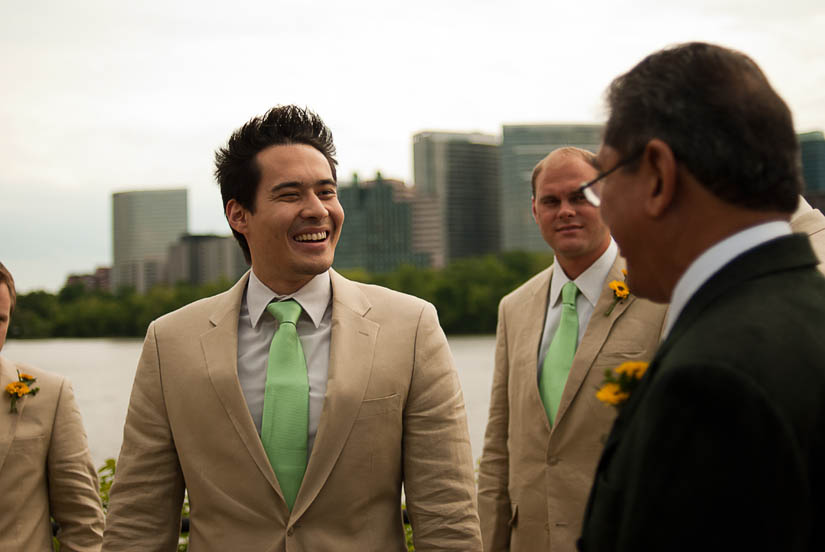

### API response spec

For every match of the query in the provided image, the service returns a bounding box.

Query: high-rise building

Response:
[499,124,603,252]
[800,131,825,193]
[411,131,500,267]
[167,234,248,286]
[112,189,188,293]
[334,174,428,273]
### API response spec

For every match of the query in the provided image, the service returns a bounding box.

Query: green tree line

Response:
[11,251,553,339]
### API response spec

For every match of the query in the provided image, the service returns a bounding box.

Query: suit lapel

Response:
[200,273,284,499]
[554,257,633,426]
[0,358,22,473]
[291,270,378,520]
[513,267,554,433]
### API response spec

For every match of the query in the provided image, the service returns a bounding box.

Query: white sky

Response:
[2,0,824,292]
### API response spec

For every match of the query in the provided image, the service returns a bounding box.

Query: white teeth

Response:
[295,231,328,242]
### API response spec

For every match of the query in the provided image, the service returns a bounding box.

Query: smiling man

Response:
[478,147,666,551]
[103,106,481,551]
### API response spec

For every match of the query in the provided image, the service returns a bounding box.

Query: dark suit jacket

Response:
[579,234,825,551]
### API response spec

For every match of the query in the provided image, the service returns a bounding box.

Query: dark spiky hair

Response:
[214,105,338,263]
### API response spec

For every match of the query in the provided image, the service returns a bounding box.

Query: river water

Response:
[2,336,496,467]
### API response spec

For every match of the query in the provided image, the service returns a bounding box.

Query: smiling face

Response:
[532,152,611,278]
[226,143,344,294]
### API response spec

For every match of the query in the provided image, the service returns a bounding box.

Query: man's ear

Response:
[531,195,539,225]
[642,139,678,218]
[225,199,249,235]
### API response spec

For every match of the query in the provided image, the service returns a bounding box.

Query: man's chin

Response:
[297,257,334,277]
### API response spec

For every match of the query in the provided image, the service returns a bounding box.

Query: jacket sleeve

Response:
[47,378,105,552]
[402,302,483,550]
[477,299,512,551]
[103,322,185,551]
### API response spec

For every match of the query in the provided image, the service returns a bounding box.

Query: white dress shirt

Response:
[537,239,619,377]
[662,221,791,339]
[236,269,332,458]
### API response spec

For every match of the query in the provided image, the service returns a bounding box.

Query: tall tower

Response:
[499,124,603,252]
[411,132,500,267]
[112,189,188,293]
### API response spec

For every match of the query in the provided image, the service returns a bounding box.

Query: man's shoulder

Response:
[153,278,244,332]
[0,357,65,387]
[340,279,431,316]
[0,357,67,414]
[664,262,825,370]
[500,265,553,309]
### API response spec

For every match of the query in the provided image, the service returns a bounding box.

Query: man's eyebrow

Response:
[269,179,337,194]
[271,181,302,193]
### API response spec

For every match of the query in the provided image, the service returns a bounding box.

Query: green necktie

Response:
[540,281,580,425]
[261,299,308,511]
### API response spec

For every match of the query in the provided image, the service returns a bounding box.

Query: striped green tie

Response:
[540,281,580,425]
[261,299,308,511]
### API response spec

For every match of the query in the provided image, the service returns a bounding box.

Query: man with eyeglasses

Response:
[478,147,666,551]
[579,42,825,552]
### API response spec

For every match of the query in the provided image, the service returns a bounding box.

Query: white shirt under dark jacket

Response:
[537,239,619,379]
[662,221,791,339]
[236,269,332,459]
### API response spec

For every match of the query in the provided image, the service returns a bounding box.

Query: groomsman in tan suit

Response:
[477,148,666,551]
[791,195,825,272]
[0,262,104,552]
[103,106,481,551]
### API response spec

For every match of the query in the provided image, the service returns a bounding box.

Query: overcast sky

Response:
[2,0,823,292]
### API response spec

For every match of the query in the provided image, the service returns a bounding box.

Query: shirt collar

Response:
[550,239,618,308]
[662,221,791,338]
[246,269,332,329]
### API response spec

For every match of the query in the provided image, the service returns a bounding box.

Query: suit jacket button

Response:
[287,527,295,536]
[548,456,560,466]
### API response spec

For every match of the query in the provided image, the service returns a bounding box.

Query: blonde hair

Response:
[531,146,597,196]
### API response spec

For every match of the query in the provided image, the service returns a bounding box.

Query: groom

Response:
[103,105,481,551]
[578,42,825,551]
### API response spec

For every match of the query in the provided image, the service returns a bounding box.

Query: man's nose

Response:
[558,201,576,217]
[301,193,329,219]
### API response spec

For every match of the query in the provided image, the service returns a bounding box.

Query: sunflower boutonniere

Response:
[604,268,630,316]
[596,361,648,408]
[5,370,40,414]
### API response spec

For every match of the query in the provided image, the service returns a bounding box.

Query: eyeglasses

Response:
[579,150,643,207]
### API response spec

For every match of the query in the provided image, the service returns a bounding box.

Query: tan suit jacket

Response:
[0,357,104,552]
[103,270,481,552]
[791,206,825,273]
[478,257,667,551]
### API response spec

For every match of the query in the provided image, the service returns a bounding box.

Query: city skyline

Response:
[3,0,824,291]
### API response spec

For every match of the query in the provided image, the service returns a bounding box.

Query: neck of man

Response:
[651,184,790,302]
[555,235,611,280]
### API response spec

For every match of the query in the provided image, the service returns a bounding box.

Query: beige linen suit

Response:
[478,257,667,551]
[103,269,481,552]
[0,357,104,552]
[791,203,825,272]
